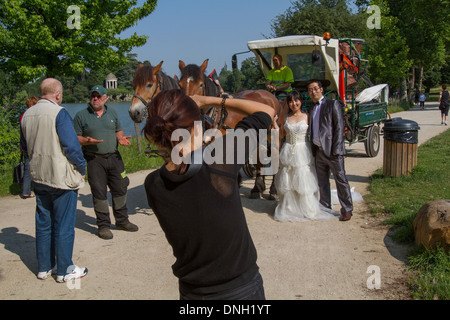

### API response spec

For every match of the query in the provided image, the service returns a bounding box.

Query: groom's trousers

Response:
[313,147,353,215]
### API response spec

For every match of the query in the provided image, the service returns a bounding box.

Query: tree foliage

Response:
[0,0,157,84]
[60,53,143,103]
[267,0,447,92]
[386,0,448,72]
[218,57,266,93]
[365,0,412,88]
[271,0,367,38]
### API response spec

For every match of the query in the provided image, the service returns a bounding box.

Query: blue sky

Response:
[121,0,295,77]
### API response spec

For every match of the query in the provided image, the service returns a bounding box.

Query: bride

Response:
[272,91,338,222]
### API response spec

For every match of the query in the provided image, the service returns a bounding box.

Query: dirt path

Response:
[0,102,447,300]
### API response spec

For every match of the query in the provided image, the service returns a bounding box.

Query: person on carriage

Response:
[265,54,294,97]
[143,89,275,300]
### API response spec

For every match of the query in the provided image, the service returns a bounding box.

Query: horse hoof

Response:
[267,194,277,201]
[249,192,261,199]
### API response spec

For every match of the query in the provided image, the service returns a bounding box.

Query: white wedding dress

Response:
[274,120,338,222]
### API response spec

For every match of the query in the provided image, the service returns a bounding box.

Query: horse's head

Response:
[129,61,163,123]
[178,59,209,96]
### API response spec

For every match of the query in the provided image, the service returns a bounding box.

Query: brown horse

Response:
[178,59,222,97]
[129,61,179,123]
[178,59,289,199]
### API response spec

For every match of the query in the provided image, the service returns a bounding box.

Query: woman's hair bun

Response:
[150,116,166,128]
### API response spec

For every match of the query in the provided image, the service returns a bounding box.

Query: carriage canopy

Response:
[247,35,341,93]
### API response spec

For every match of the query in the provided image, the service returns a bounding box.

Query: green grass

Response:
[366,130,450,241]
[388,99,412,114]
[118,136,164,173]
[406,245,450,300]
[365,129,450,299]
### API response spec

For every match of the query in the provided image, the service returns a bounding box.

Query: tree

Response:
[240,57,265,90]
[365,0,412,91]
[271,0,367,39]
[219,65,246,93]
[386,0,448,92]
[270,0,416,95]
[0,0,157,84]
[115,53,141,89]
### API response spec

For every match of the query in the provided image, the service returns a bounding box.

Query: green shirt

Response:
[266,66,294,92]
[73,104,123,155]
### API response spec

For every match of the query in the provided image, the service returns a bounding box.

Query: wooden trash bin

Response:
[382,118,420,177]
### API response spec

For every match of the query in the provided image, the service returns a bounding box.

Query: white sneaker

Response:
[37,266,57,280]
[56,265,88,283]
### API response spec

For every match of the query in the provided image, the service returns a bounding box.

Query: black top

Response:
[145,112,272,294]
[441,90,449,107]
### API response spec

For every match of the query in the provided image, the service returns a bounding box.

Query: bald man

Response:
[20,78,88,283]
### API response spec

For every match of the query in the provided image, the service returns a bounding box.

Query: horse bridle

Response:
[133,92,150,108]
[132,73,163,114]
[133,73,164,159]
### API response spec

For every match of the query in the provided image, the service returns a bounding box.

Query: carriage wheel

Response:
[364,125,380,157]
[243,161,257,178]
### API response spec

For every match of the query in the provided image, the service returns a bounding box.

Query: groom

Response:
[307,80,353,221]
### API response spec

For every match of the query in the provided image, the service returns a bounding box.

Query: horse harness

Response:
[132,72,165,116]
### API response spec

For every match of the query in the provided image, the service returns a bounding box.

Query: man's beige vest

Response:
[21,99,84,190]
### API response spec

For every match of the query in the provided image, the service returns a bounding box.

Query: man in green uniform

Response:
[265,54,294,97]
[73,85,138,239]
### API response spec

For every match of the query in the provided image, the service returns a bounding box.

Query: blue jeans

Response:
[34,182,78,276]
[22,154,33,196]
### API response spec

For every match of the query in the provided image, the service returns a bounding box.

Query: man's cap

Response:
[90,85,107,96]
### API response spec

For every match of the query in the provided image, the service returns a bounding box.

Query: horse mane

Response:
[180,64,219,97]
[204,76,220,97]
[132,65,154,88]
[160,71,180,90]
[132,64,179,90]
[180,64,203,82]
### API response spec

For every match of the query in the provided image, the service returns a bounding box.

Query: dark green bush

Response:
[0,105,26,167]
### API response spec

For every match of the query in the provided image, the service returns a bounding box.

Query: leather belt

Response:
[84,151,116,158]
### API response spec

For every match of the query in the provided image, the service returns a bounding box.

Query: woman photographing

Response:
[143,89,274,300]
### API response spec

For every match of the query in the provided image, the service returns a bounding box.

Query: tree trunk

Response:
[418,66,424,93]
[409,67,415,93]
[400,77,408,102]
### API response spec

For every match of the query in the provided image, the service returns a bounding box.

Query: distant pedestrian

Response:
[419,91,426,110]
[19,96,39,199]
[439,84,449,125]
[414,88,420,106]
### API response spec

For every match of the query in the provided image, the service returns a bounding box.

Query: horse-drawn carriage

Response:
[245,34,389,157]
[128,33,388,199]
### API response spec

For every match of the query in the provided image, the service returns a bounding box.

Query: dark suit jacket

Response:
[308,98,346,158]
